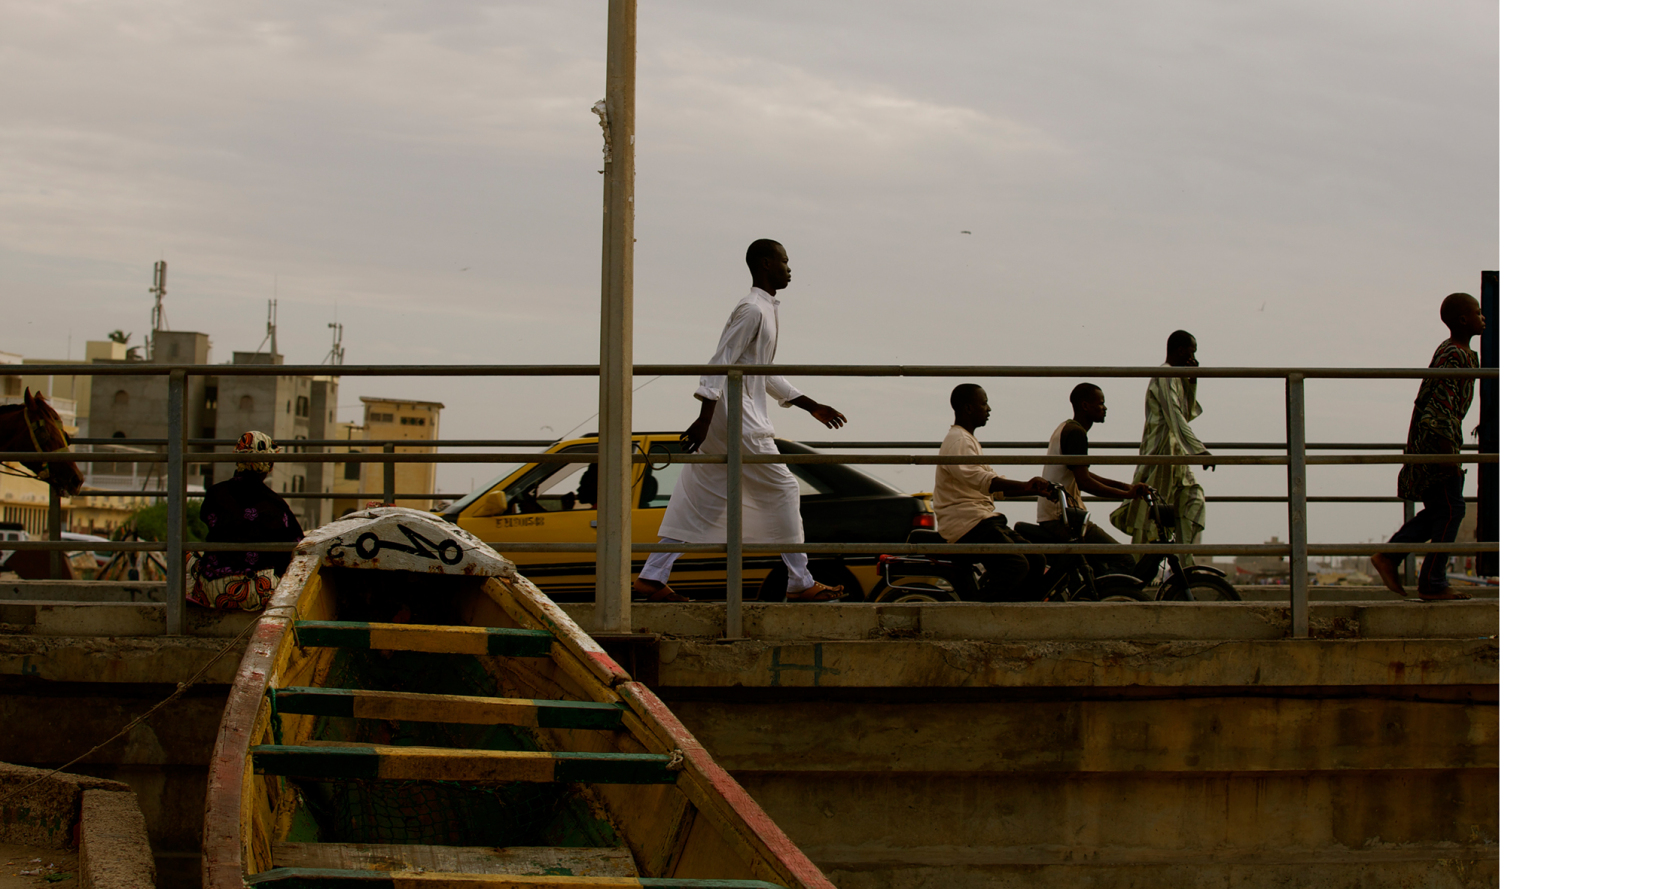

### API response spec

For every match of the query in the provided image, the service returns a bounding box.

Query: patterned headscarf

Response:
[235,431,278,474]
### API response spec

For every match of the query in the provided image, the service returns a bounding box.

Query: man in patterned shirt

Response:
[1371,293,1485,600]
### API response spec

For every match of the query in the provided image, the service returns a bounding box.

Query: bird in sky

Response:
[460,267,471,271]
[960,230,971,234]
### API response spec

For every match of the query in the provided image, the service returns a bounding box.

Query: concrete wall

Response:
[0,761,156,888]
[0,592,1498,889]
[566,601,1500,889]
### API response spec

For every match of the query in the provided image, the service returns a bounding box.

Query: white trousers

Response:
[639,537,816,592]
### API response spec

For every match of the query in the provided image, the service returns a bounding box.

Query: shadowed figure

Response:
[1371,293,1485,601]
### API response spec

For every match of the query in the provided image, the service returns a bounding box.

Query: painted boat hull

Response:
[203,508,832,889]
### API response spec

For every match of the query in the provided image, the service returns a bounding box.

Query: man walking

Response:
[1371,293,1485,601]
[1039,383,1153,578]
[632,239,850,603]
[933,383,1058,601]
[1110,331,1213,567]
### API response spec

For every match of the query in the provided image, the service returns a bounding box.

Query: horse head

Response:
[20,388,84,495]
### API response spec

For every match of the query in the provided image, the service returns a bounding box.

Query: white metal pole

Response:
[725,370,743,639]
[595,0,637,634]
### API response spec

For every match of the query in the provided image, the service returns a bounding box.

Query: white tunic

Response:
[657,288,808,544]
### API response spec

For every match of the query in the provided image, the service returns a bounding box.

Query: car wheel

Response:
[761,561,862,602]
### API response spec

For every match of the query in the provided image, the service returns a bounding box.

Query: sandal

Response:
[786,582,847,603]
[1417,589,1472,601]
[631,579,690,603]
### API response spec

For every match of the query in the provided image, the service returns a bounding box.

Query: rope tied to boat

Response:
[0,614,263,808]
[665,748,685,771]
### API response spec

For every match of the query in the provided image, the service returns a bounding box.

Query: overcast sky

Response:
[0,0,1498,547]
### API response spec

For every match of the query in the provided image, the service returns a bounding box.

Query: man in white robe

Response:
[1109,330,1214,568]
[632,239,849,602]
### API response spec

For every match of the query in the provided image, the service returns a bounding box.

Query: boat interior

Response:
[232,562,789,886]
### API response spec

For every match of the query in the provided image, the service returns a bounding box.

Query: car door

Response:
[457,441,603,595]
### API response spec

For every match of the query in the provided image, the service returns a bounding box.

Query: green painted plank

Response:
[250,745,678,784]
[292,620,555,656]
[551,751,680,785]
[272,687,357,719]
[248,868,787,887]
[293,620,373,650]
[271,687,625,730]
[485,627,561,657]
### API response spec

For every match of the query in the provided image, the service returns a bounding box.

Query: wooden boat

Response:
[203,507,833,889]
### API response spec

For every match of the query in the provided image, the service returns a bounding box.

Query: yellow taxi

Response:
[439,432,934,601]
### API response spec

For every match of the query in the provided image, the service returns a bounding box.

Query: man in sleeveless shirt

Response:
[1038,383,1153,579]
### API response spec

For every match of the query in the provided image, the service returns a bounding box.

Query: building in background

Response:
[84,329,339,529]
[328,397,443,516]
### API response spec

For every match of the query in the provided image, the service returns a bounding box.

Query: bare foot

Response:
[1371,553,1407,597]
[1417,589,1472,601]
[631,578,689,603]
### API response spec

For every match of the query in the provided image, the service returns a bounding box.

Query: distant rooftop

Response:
[360,396,446,408]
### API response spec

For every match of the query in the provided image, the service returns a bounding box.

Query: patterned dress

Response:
[185,471,304,611]
[1397,339,1479,501]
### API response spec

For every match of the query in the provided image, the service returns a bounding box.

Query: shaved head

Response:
[1439,291,1485,340]
[745,238,784,272]
[1440,292,1479,325]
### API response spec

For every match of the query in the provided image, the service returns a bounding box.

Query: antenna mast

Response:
[149,261,168,332]
[253,299,279,359]
[325,321,345,365]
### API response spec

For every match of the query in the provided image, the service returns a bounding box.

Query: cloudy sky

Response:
[1,0,1497,547]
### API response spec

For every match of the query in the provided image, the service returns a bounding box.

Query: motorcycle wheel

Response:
[1161,573,1240,602]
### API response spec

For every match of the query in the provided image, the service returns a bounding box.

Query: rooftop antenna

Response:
[324,321,345,365]
[253,299,278,359]
[149,260,168,332]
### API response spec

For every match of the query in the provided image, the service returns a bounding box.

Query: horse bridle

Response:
[1,406,70,483]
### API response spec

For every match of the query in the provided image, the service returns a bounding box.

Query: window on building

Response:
[296,396,310,418]
[399,416,426,427]
[286,400,291,414]
[204,386,218,410]
[344,449,361,481]
[113,390,129,409]
[369,411,395,423]
[293,476,305,493]
[112,431,126,439]
[239,395,254,410]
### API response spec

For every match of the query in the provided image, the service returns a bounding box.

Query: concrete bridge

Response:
[1,579,1496,888]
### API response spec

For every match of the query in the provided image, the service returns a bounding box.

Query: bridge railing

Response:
[2,362,1497,638]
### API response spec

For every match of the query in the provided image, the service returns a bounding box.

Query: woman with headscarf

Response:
[184,431,304,611]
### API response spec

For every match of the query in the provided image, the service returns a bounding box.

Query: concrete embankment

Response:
[0,582,1496,889]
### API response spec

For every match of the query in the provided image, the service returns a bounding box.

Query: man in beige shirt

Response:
[934,383,1058,601]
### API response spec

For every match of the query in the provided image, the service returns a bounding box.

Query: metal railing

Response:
[3,362,1497,638]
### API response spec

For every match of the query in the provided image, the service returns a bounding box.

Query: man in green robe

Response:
[1110,331,1214,567]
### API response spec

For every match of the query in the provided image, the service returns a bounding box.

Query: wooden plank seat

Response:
[272,687,627,731]
[246,869,788,887]
[293,621,556,657]
[271,842,638,878]
[251,745,679,784]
